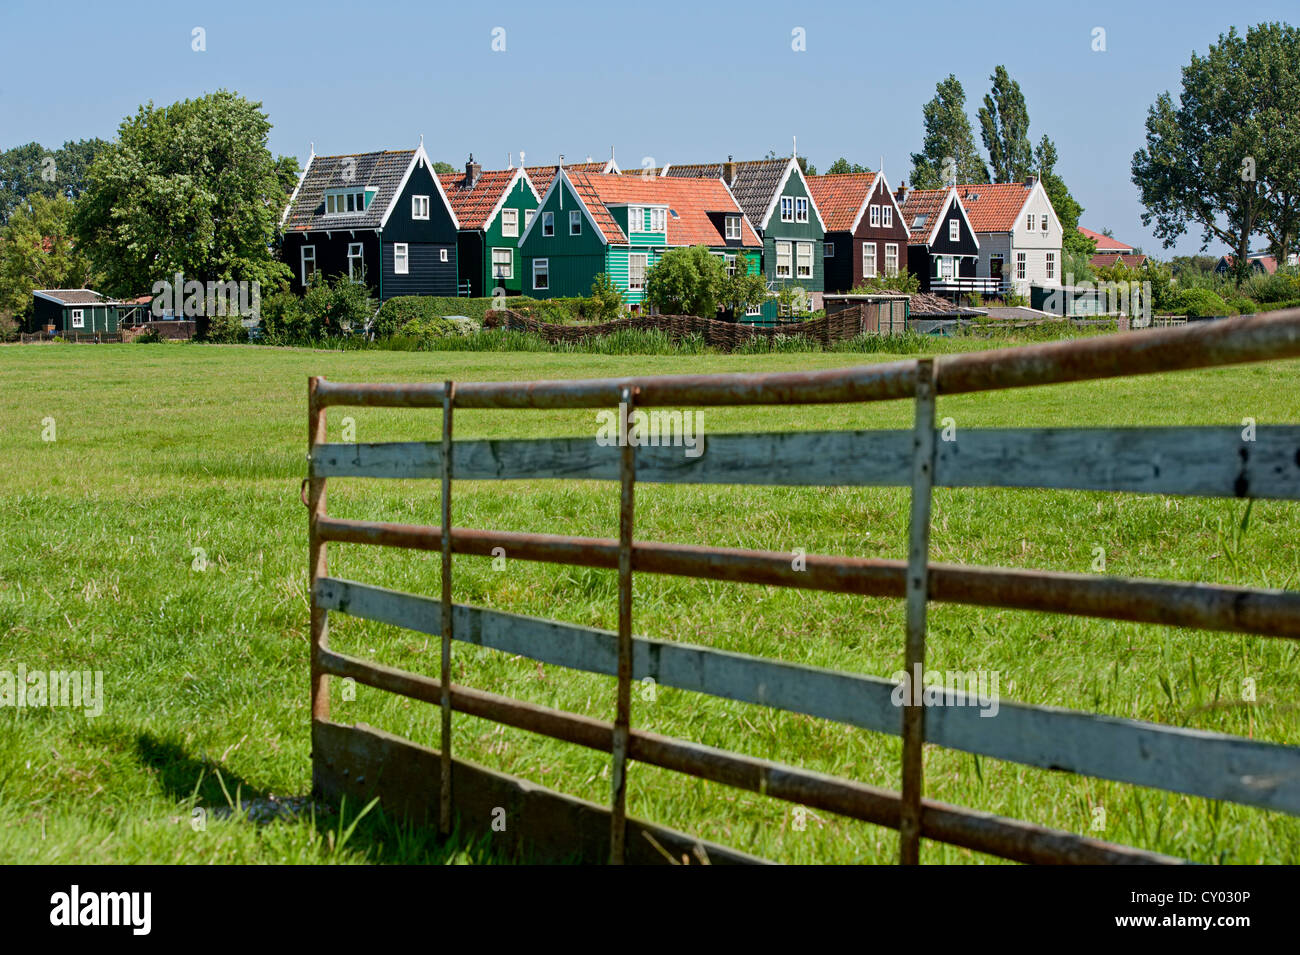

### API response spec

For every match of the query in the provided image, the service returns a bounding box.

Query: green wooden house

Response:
[440,158,541,297]
[31,289,120,334]
[517,169,762,313]
[664,155,827,322]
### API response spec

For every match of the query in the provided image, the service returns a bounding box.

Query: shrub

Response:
[1225,296,1257,315]
[299,273,373,337]
[851,270,920,295]
[372,296,446,338]
[203,312,246,343]
[586,273,626,322]
[1238,271,1300,303]
[259,288,307,341]
[394,316,455,348]
[134,328,162,344]
[1174,287,1231,317]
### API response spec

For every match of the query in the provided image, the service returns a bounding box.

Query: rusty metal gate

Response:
[306,310,1300,864]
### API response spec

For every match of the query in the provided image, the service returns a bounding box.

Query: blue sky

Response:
[2,0,1293,257]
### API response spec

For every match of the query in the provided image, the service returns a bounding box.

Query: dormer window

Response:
[325,189,370,215]
[725,216,742,240]
[412,195,430,220]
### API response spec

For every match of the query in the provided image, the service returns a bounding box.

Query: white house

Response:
[956,178,1063,294]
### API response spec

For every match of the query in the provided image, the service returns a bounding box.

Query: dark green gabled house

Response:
[440,159,541,297]
[31,289,120,334]
[664,155,827,322]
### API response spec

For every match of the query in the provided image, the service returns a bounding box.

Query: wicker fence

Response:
[484,303,904,350]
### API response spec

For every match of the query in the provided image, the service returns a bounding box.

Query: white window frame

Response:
[882,205,893,228]
[501,208,519,237]
[412,195,430,220]
[300,245,317,286]
[628,253,649,292]
[869,205,881,228]
[648,207,666,232]
[775,241,793,278]
[524,209,535,229]
[1026,213,1034,232]
[725,216,742,240]
[862,241,877,279]
[569,210,582,235]
[1045,251,1056,280]
[393,243,409,275]
[347,242,364,282]
[491,247,513,280]
[71,308,85,329]
[440,248,449,263]
[627,206,641,232]
[1016,252,1027,280]
[325,190,367,216]
[745,302,763,317]
[948,218,960,242]
[780,196,794,222]
[532,258,549,290]
[796,241,813,279]
[795,197,808,223]
[1040,214,1049,235]
[824,242,835,257]
[940,256,954,280]
[542,211,554,236]
[884,243,899,277]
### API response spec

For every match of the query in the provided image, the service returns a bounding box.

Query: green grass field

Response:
[1,341,1298,864]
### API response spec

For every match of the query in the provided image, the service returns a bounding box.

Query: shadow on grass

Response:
[134,732,533,864]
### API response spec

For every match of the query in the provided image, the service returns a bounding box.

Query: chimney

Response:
[723,155,737,187]
[1025,174,1038,188]
[895,181,909,204]
[465,154,481,188]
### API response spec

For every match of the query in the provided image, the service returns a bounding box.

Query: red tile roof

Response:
[955,182,1033,233]
[900,189,952,245]
[439,168,527,230]
[806,173,878,233]
[565,172,762,247]
[1078,226,1134,253]
[1218,254,1280,274]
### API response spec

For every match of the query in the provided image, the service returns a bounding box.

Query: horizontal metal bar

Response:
[312,426,1300,500]
[316,646,1182,864]
[318,578,1300,815]
[309,310,1300,410]
[315,518,1300,639]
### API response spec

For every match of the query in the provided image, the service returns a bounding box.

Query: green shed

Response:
[32,289,121,334]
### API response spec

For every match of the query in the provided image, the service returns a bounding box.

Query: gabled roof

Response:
[1218,254,1279,274]
[901,187,979,249]
[662,157,825,231]
[33,289,117,306]
[525,160,617,194]
[520,170,762,248]
[1077,226,1134,253]
[439,167,539,231]
[807,173,877,232]
[954,182,1038,233]
[281,145,456,233]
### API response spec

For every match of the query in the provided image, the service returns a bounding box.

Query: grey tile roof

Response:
[282,149,416,232]
[663,158,792,227]
[34,289,116,305]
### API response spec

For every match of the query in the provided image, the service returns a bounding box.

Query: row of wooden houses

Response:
[277,142,1068,322]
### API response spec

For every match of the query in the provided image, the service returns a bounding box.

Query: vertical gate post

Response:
[308,377,330,789]
[900,359,936,864]
[610,384,638,864]
[440,381,456,836]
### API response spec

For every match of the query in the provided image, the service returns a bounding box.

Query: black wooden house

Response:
[279,143,459,299]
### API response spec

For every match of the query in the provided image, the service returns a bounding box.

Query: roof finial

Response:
[508,152,513,169]
[519,149,526,166]
[309,141,315,158]
[792,135,797,158]
[419,133,424,148]
[610,144,616,160]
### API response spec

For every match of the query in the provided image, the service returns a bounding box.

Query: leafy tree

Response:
[300,272,372,338]
[72,91,293,306]
[852,271,920,294]
[911,75,988,188]
[826,158,871,175]
[719,253,768,318]
[1132,23,1300,285]
[644,245,726,317]
[0,139,110,226]
[587,272,625,321]
[273,155,302,198]
[979,66,1034,183]
[431,161,457,176]
[0,194,99,331]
